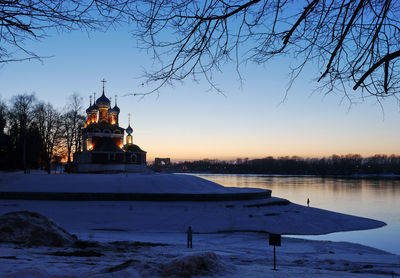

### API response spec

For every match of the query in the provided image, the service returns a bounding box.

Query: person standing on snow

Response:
[187,226,193,248]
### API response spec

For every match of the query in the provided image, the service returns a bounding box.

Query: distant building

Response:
[154,158,171,166]
[73,80,146,172]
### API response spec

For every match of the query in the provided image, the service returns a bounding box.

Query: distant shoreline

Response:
[154,155,400,178]
[176,171,400,180]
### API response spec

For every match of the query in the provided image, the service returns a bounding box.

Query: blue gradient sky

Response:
[0,26,399,161]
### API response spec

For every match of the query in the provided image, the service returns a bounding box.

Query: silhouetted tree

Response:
[33,102,63,173]
[2,1,400,100]
[2,94,86,170]
[7,94,36,171]
[169,154,400,175]
[26,122,42,170]
[127,0,400,100]
[0,99,12,169]
[0,100,6,131]
[62,94,85,165]
[0,1,129,64]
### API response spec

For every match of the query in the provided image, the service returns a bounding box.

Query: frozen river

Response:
[195,174,400,255]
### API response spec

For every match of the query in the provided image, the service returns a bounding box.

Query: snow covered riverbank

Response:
[0,172,385,235]
[0,198,385,235]
[0,171,394,277]
[0,172,267,194]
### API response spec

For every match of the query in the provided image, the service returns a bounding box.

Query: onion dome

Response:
[126,124,133,135]
[113,105,120,113]
[91,102,99,111]
[113,95,120,113]
[96,91,111,108]
[86,103,98,113]
[86,96,94,113]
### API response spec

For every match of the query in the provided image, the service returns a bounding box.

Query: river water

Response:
[194,174,400,255]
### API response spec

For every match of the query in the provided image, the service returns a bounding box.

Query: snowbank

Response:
[0,211,76,247]
[160,252,225,277]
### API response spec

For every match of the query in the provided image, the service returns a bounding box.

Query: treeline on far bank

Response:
[163,155,400,176]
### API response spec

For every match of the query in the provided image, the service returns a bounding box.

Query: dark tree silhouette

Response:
[2,1,400,100]
[33,102,63,172]
[0,99,11,169]
[168,154,400,175]
[1,93,83,171]
[0,1,125,63]
[62,94,85,165]
[7,94,36,171]
[127,0,400,100]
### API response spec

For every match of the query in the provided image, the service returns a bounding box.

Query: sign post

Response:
[269,233,281,270]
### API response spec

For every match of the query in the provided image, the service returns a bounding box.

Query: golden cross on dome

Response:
[128,113,131,125]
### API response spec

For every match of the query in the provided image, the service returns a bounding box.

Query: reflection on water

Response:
[195,174,400,255]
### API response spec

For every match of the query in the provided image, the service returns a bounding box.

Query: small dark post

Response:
[269,233,281,271]
[273,245,276,270]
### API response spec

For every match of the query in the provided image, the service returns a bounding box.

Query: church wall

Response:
[99,108,108,122]
[111,137,123,148]
[75,163,148,173]
[92,153,108,163]
[92,153,124,164]
[116,153,125,162]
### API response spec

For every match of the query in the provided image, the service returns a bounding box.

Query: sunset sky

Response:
[1,25,399,161]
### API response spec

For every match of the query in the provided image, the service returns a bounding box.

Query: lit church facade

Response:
[73,81,147,173]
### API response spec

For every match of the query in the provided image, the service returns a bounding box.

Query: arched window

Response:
[103,129,111,134]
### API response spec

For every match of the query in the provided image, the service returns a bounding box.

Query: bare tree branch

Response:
[2,1,400,101]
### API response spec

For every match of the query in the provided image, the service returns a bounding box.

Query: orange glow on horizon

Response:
[140,136,400,162]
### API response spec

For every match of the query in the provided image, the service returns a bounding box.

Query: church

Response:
[73,80,147,173]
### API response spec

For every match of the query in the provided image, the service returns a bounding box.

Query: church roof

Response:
[126,124,133,134]
[112,105,120,113]
[86,103,99,113]
[84,122,124,132]
[92,137,124,153]
[123,144,146,153]
[91,103,99,110]
[96,91,111,107]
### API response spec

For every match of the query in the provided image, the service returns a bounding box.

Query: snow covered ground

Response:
[0,172,266,194]
[0,231,399,277]
[0,198,385,236]
[0,171,397,277]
